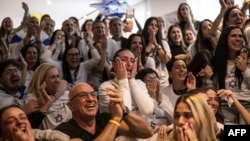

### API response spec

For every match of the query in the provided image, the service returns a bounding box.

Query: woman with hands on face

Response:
[48,29,68,61]
[166,91,218,141]
[126,33,156,72]
[98,48,154,121]
[136,68,173,140]
[0,105,71,141]
[141,17,172,89]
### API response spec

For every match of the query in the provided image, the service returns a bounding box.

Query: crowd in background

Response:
[1,0,250,140]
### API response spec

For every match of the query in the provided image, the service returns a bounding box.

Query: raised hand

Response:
[39,82,52,104]
[149,27,157,44]
[145,79,158,97]
[107,82,123,121]
[157,125,169,140]
[235,53,248,72]
[101,34,107,51]
[23,99,39,115]
[22,2,29,12]
[130,57,138,79]
[18,52,27,68]
[219,0,227,9]
[186,72,196,90]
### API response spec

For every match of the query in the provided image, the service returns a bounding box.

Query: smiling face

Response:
[25,46,38,65]
[0,64,21,93]
[226,8,244,26]
[170,26,182,45]
[68,83,98,120]
[228,28,243,53]
[201,20,212,39]
[169,60,187,82]
[184,29,195,45]
[44,67,60,95]
[205,89,219,114]
[66,48,80,70]
[2,17,13,32]
[0,107,32,140]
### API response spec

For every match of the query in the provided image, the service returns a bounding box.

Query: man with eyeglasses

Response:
[0,59,37,114]
[55,82,153,140]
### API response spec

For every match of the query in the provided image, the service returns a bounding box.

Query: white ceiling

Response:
[1,0,144,29]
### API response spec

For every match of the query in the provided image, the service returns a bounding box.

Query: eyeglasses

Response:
[3,68,20,75]
[70,91,98,101]
[67,53,79,57]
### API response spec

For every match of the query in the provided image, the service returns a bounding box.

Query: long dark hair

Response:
[0,17,12,38]
[126,33,146,67]
[222,6,242,29]
[194,19,214,54]
[141,17,164,48]
[62,46,79,84]
[81,19,93,32]
[50,30,69,60]
[200,87,225,124]
[188,50,213,88]
[213,25,246,89]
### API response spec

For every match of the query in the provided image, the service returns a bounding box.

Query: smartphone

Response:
[241,48,249,56]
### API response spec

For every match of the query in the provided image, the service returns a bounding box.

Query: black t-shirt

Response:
[55,113,110,141]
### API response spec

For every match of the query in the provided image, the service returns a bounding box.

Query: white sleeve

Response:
[32,129,70,141]
[77,39,89,61]
[145,57,156,70]
[158,98,174,118]
[98,79,132,113]
[84,48,101,70]
[9,40,24,59]
[118,79,132,111]
[162,40,172,59]
[40,49,60,68]
[129,79,154,115]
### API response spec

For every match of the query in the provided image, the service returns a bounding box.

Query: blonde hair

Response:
[167,93,217,141]
[26,63,58,98]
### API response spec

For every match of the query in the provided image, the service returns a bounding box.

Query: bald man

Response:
[55,82,153,141]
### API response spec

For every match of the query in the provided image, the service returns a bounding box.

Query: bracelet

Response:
[109,120,120,127]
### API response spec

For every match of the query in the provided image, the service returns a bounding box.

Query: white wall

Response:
[1,0,246,30]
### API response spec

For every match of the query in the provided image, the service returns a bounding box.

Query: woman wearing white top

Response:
[141,17,172,89]
[40,32,101,87]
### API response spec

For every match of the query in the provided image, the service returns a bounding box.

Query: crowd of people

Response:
[1,0,250,140]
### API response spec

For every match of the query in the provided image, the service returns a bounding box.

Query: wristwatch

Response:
[123,106,130,117]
